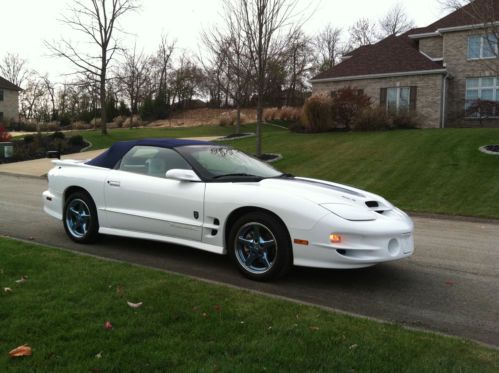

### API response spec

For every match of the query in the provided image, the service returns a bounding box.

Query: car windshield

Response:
[176,145,283,180]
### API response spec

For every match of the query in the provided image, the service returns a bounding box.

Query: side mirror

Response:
[47,151,61,159]
[165,169,201,182]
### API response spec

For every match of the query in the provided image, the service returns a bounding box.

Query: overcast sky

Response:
[1,0,450,83]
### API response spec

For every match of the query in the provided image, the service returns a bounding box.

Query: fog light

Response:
[330,234,342,244]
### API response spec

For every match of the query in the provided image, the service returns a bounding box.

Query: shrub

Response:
[68,135,85,147]
[71,121,92,130]
[263,108,279,121]
[331,87,371,130]
[123,115,143,128]
[351,107,392,132]
[391,111,421,129]
[219,111,248,127]
[91,118,102,129]
[112,115,127,128]
[301,94,333,132]
[51,131,66,140]
[0,126,12,141]
[24,134,36,144]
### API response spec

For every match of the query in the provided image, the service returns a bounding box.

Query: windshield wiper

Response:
[212,173,262,180]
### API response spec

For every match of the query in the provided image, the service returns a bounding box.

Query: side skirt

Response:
[98,227,225,255]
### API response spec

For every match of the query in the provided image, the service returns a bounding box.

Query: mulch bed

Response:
[485,145,499,153]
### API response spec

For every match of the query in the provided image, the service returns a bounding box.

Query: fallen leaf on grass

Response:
[309,326,320,331]
[9,344,32,357]
[104,321,113,330]
[213,304,222,313]
[127,301,143,309]
[349,344,358,350]
[95,352,103,359]
[15,276,28,284]
[3,288,12,293]
[116,284,124,296]
[202,312,209,318]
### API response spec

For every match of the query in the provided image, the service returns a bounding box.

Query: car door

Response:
[103,145,205,242]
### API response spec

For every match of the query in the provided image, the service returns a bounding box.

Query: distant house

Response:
[311,0,499,128]
[0,76,22,123]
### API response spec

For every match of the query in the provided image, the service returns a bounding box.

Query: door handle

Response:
[107,180,121,187]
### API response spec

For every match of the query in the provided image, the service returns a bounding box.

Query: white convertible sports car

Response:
[43,138,414,281]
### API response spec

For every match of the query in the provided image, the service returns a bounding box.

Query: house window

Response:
[386,87,411,113]
[0,89,3,102]
[0,112,3,121]
[468,34,498,60]
[465,77,499,117]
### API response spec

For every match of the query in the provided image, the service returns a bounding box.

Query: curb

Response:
[479,145,499,156]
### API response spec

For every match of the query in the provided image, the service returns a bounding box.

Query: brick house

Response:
[311,0,499,128]
[0,76,21,123]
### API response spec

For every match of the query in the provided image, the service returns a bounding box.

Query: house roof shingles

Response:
[313,0,499,82]
[313,35,444,81]
[0,76,22,91]
[412,0,499,35]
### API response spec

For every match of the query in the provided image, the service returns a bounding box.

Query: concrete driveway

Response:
[0,173,498,346]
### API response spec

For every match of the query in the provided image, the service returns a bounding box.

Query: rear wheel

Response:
[63,192,100,244]
[228,212,292,281]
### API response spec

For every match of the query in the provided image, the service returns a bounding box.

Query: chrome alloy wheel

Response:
[235,222,277,274]
[65,199,91,239]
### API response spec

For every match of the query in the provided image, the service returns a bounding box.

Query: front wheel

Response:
[63,192,100,244]
[228,212,292,281]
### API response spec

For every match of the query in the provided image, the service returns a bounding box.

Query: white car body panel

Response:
[43,156,414,270]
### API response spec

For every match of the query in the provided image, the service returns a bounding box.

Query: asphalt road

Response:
[0,174,498,346]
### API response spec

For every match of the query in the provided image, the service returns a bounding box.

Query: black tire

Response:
[228,211,292,281]
[63,191,100,244]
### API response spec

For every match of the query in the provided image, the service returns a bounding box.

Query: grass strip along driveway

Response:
[78,124,499,219]
[0,237,498,372]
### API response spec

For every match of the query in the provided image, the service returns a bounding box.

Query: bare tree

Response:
[283,30,314,106]
[42,75,57,121]
[45,0,139,135]
[155,35,176,104]
[117,46,151,127]
[314,24,342,73]
[379,3,415,37]
[226,0,302,157]
[0,53,30,88]
[348,18,379,51]
[202,11,254,134]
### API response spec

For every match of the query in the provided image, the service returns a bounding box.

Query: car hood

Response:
[259,177,393,213]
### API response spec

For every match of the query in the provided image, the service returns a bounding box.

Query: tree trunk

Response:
[100,53,108,135]
[256,92,263,157]
[236,104,241,135]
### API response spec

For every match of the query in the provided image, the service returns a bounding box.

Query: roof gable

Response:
[312,35,444,81]
[0,76,22,91]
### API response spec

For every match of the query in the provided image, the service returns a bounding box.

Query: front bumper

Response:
[291,208,414,269]
[43,190,63,220]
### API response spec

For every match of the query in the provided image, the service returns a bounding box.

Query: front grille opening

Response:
[336,249,347,256]
[376,210,385,214]
[366,201,379,208]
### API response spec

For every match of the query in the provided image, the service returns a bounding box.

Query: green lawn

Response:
[0,237,497,372]
[78,124,499,219]
[74,125,235,150]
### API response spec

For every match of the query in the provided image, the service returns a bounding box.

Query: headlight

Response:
[321,203,377,221]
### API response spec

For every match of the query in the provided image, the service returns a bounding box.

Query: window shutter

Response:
[410,86,418,111]
[380,88,387,108]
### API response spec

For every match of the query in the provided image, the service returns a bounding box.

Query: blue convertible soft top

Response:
[86,138,214,169]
